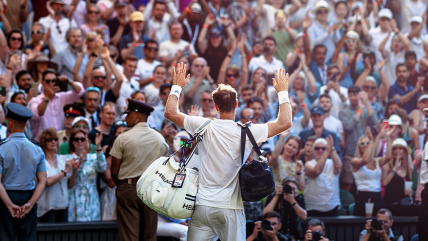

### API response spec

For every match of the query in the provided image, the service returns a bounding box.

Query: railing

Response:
[36,216,419,241]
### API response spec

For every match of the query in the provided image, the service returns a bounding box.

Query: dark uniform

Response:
[110,99,168,241]
[0,103,46,241]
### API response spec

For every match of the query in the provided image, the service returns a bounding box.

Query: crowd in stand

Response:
[0,0,427,240]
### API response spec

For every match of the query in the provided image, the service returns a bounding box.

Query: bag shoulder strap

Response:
[238,122,266,165]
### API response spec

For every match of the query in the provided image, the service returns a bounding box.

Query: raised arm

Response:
[266,68,293,138]
[0,25,9,64]
[378,31,391,59]
[73,44,86,84]
[238,35,248,91]
[198,13,215,54]
[270,131,288,167]
[217,40,236,85]
[331,29,347,64]
[102,47,123,97]
[378,127,393,166]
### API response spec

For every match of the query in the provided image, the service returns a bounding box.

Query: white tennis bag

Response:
[136,120,211,219]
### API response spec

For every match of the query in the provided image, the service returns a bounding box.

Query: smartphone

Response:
[382,120,389,130]
[30,82,39,96]
[265,73,275,86]
[0,86,6,96]
[261,220,273,231]
[55,78,68,92]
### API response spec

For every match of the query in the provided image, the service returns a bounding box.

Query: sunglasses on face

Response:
[314,146,326,151]
[31,30,43,34]
[316,10,328,15]
[44,78,57,84]
[359,141,369,146]
[46,137,59,142]
[74,124,89,129]
[145,47,158,51]
[363,85,376,90]
[226,73,239,78]
[72,137,86,142]
[241,115,254,120]
[201,98,213,103]
[345,38,357,44]
[11,37,22,41]
[93,76,106,80]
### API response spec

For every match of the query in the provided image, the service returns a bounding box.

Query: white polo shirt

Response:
[248,54,284,74]
[39,16,78,53]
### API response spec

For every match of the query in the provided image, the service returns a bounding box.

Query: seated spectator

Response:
[263,178,307,240]
[28,68,84,142]
[270,133,304,190]
[118,11,149,61]
[57,104,85,145]
[135,40,161,88]
[37,128,80,222]
[89,102,116,151]
[382,138,414,216]
[359,208,404,241]
[304,137,342,217]
[159,21,197,65]
[352,127,392,216]
[144,65,167,107]
[303,218,330,241]
[246,211,290,241]
[80,4,110,44]
[66,130,107,221]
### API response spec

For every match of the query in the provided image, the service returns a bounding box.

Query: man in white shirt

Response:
[159,21,197,65]
[143,0,179,43]
[135,39,161,89]
[255,0,286,38]
[164,64,292,241]
[401,0,427,35]
[405,16,428,60]
[248,36,285,75]
[116,55,140,117]
[369,8,393,62]
[39,0,78,53]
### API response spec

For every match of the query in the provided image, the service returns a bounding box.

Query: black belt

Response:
[119,178,140,184]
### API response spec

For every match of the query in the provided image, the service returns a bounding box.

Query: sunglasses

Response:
[115,121,127,127]
[241,115,254,120]
[359,141,369,146]
[87,86,101,93]
[226,74,239,78]
[31,30,43,34]
[110,55,116,59]
[46,137,59,142]
[88,10,100,14]
[11,37,22,41]
[56,25,62,34]
[74,124,89,129]
[72,137,86,142]
[316,10,328,15]
[180,140,192,148]
[345,39,357,44]
[314,147,326,151]
[201,99,213,103]
[44,78,57,84]
[327,72,339,76]
[145,47,158,51]
[93,76,106,80]
[363,85,376,90]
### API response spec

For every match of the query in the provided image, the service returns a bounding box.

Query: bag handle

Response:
[239,122,267,165]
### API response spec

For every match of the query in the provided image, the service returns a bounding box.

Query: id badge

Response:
[171,173,186,188]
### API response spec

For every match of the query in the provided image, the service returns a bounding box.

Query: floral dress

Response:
[66,152,107,221]
[271,156,301,186]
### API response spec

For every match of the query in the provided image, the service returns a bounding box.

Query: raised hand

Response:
[173,62,191,88]
[326,135,333,153]
[187,105,199,116]
[273,68,289,93]
[302,17,311,31]
[95,132,103,148]
[366,126,373,141]
[296,160,303,173]
[100,46,110,59]
[204,13,216,25]
[237,33,246,53]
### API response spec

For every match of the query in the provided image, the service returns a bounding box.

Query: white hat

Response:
[392,138,412,154]
[365,75,376,83]
[388,114,402,126]
[346,30,359,39]
[313,1,329,12]
[378,8,392,19]
[410,16,423,24]
[418,93,428,102]
[351,1,363,11]
[72,116,90,127]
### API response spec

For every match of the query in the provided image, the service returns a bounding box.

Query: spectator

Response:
[247,97,271,124]
[100,135,118,221]
[57,104,85,146]
[285,34,305,74]
[308,45,328,86]
[263,178,307,240]
[420,133,428,241]
[28,68,84,141]
[37,128,80,222]
[217,36,247,90]
[269,133,305,190]
[116,55,140,115]
[401,0,426,34]
[143,0,179,43]
[287,96,310,135]
[160,119,178,154]
[83,87,101,130]
[352,127,392,216]
[135,40,161,88]
[406,16,427,61]
[238,108,254,125]
[339,85,378,190]
[118,11,149,61]
[178,2,203,52]
[159,21,197,65]
[51,27,87,80]
[303,218,330,241]
[361,76,386,121]
[80,4,111,44]
[405,51,427,90]
[0,28,26,72]
[197,90,217,118]
[59,116,97,155]
[24,22,53,57]
[66,129,107,221]
[304,136,342,217]
[299,135,317,164]
[106,0,131,47]
[150,84,171,131]
[267,10,297,66]
[388,63,422,114]
[246,211,290,241]
[5,70,33,105]
[144,65,167,107]
[368,8,393,63]
[226,0,257,47]
[409,94,428,148]
[89,102,116,151]
[393,108,420,151]
[27,54,58,85]
[359,208,404,241]
[382,138,414,216]
[335,31,363,88]
[39,0,78,53]
[248,36,284,75]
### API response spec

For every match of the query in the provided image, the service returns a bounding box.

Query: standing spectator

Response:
[178,2,203,52]
[135,40,161,88]
[336,31,363,88]
[361,77,386,121]
[39,0,78,53]
[59,117,97,155]
[197,90,217,118]
[24,22,53,57]
[80,4,111,44]
[144,65,167,107]
[304,136,342,217]
[359,208,404,241]
[339,85,378,190]
[37,128,80,222]
[308,45,328,86]
[0,28,27,73]
[66,130,106,221]
[368,8,393,62]
[406,16,427,61]
[159,21,197,65]
[118,11,149,61]
[143,0,179,43]
[84,87,101,130]
[27,54,58,85]
[256,0,291,39]
[401,0,426,34]
[268,11,297,68]
[89,102,116,150]
[4,0,28,31]
[116,55,141,115]
[28,68,85,142]
[248,36,284,75]
[106,0,132,47]
[405,51,427,89]
[57,104,85,145]
[285,0,311,31]
[217,36,247,90]
[0,103,46,241]
[150,83,171,131]
[226,0,257,47]
[5,70,33,106]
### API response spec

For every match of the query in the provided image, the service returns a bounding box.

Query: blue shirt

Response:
[388,82,419,114]
[0,133,46,190]
[52,46,89,79]
[118,33,150,60]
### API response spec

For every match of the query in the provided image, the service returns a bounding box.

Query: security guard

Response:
[0,103,47,241]
[110,99,168,241]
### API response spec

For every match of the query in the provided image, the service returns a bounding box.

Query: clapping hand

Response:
[325,135,333,153]
[173,62,191,88]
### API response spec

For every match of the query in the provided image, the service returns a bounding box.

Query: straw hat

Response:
[27,55,58,74]
[392,138,412,154]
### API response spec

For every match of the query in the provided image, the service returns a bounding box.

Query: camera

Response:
[261,220,273,231]
[312,230,323,241]
[263,46,270,53]
[371,219,384,230]
[283,184,293,195]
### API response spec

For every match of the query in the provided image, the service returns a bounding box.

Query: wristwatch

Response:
[43,97,50,102]
[91,53,99,58]
[61,170,67,176]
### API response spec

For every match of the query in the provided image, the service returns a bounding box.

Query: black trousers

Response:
[419,185,428,241]
[38,208,68,222]
[0,190,37,241]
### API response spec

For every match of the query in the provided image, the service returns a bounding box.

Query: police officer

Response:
[110,99,168,241]
[0,103,47,241]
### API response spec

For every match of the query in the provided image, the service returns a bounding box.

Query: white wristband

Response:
[278,91,289,105]
[169,85,182,98]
